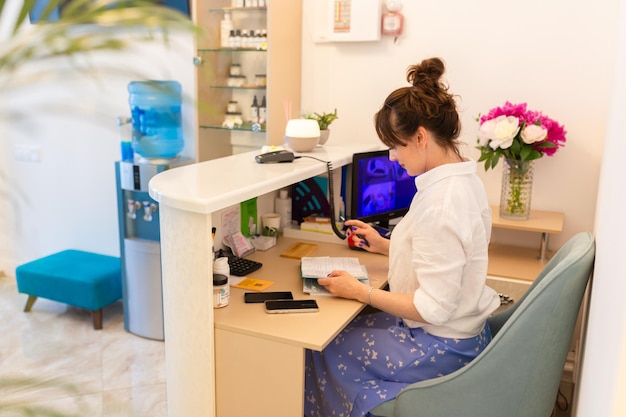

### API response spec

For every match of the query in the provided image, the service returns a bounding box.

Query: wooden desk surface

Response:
[213,237,389,351]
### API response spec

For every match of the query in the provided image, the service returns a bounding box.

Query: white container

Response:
[220,12,233,48]
[227,75,246,87]
[214,257,230,276]
[227,100,240,113]
[275,189,292,231]
[213,257,230,308]
[229,63,242,76]
[213,274,230,308]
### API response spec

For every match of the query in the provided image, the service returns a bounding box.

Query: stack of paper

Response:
[300,257,369,280]
[301,257,370,296]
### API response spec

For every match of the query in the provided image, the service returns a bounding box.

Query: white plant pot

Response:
[319,129,330,146]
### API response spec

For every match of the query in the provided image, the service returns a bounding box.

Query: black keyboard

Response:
[227,256,263,276]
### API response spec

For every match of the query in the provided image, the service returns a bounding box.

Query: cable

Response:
[297,156,347,240]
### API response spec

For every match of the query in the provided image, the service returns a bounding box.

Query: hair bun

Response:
[407,57,445,87]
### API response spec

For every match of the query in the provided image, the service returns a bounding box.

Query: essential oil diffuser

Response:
[283,119,320,152]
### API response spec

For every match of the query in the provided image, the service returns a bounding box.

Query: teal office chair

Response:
[371,232,595,417]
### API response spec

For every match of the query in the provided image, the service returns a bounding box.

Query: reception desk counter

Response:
[149,145,380,417]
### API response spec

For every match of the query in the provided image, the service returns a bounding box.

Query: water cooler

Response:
[115,80,188,340]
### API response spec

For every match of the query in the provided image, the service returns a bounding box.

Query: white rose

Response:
[521,124,548,144]
[477,118,497,146]
[490,115,520,149]
[478,115,520,150]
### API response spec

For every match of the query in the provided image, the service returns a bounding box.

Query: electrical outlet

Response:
[14,144,42,163]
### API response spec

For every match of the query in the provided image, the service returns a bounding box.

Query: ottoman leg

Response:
[91,309,103,330]
[24,295,38,312]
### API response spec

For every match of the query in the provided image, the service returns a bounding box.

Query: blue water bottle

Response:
[128,80,184,160]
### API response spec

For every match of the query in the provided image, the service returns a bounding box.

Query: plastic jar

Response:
[213,273,230,308]
[227,100,239,113]
[227,75,246,87]
[128,80,183,160]
[222,112,243,129]
[229,63,242,76]
[255,74,267,87]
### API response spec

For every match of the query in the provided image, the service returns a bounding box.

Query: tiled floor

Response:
[0,267,535,417]
[0,271,167,417]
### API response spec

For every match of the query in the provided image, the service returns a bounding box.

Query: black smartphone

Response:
[244,291,294,304]
[264,299,319,313]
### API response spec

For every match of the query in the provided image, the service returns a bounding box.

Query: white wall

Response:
[0,5,196,270]
[301,0,618,252]
[577,0,626,415]
[1,0,617,265]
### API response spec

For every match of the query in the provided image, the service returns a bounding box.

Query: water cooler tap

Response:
[142,201,158,222]
[127,199,142,219]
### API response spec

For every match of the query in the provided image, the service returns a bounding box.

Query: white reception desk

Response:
[149,144,380,417]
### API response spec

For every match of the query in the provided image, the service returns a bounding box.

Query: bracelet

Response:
[367,286,374,305]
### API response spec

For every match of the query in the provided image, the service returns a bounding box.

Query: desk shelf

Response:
[488,206,564,282]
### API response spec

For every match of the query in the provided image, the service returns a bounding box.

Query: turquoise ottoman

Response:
[15,250,122,330]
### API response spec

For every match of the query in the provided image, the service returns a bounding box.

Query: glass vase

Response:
[500,158,534,220]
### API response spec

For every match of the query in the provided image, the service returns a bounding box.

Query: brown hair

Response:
[374,57,461,155]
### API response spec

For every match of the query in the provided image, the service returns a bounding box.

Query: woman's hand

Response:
[317,270,369,302]
[344,219,390,256]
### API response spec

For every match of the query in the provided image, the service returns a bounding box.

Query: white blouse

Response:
[388,159,501,339]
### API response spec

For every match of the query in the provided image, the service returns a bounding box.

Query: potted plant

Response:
[304,108,338,145]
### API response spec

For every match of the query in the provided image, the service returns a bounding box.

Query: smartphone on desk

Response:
[264,299,319,314]
[244,291,294,304]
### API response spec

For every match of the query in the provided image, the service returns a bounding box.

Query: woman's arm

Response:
[317,271,425,323]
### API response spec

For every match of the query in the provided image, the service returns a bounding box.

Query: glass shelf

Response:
[200,123,266,132]
[210,85,266,90]
[198,47,267,53]
[209,7,267,12]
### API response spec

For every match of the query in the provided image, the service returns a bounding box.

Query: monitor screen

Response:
[349,149,417,227]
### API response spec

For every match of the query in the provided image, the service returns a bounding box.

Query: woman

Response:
[304,57,501,417]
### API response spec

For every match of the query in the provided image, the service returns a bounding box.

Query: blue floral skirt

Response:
[304,312,492,417]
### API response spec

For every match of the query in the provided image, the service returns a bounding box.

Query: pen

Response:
[212,227,216,259]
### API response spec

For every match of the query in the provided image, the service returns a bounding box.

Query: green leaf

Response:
[535,141,556,149]
[528,150,543,160]
[490,154,501,170]
[510,139,521,156]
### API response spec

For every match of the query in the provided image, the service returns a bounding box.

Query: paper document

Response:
[300,256,369,280]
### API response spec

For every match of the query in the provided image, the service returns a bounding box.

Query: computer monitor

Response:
[348,149,417,228]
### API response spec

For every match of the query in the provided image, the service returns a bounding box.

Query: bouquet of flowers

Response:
[476,102,567,170]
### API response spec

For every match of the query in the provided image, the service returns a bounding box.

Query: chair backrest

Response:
[379,232,595,417]
[488,231,591,336]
